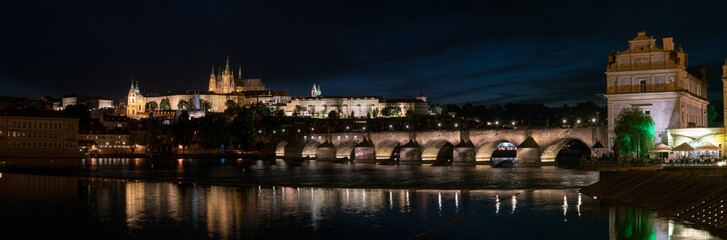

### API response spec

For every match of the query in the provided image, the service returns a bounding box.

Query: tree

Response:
[225,100,238,110]
[160,98,171,110]
[350,111,355,118]
[432,104,443,115]
[63,104,91,125]
[708,104,718,127]
[177,99,189,110]
[173,111,195,154]
[146,101,158,111]
[328,110,339,119]
[613,107,654,157]
[372,108,379,118]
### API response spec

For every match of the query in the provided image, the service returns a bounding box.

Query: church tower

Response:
[311,84,318,97]
[208,65,217,92]
[126,80,145,119]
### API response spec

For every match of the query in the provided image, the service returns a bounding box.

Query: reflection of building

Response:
[125,56,290,120]
[603,31,708,147]
[0,109,80,157]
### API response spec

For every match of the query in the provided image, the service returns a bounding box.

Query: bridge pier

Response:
[452,140,475,166]
[283,141,303,160]
[399,140,422,165]
[353,138,376,163]
[516,137,541,167]
[316,141,336,161]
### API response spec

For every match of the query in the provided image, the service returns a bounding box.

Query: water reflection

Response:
[0,172,722,239]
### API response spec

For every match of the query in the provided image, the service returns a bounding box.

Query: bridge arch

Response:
[275,141,288,157]
[421,139,455,162]
[376,140,401,160]
[302,140,322,158]
[475,139,515,162]
[540,138,591,167]
[336,140,358,159]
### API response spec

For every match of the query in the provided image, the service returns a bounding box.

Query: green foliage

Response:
[160,98,171,110]
[328,110,339,119]
[381,106,402,117]
[613,107,655,156]
[63,104,91,124]
[708,104,718,127]
[293,105,302,117]
[372,108,379,118]
[432,105,442,115]
[146,101,158,111]
[177,99,189,110]
[225,100,238,110]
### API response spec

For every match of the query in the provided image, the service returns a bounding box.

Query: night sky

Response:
[2,0,727,107]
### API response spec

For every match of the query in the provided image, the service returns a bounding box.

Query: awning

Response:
[696,142,720,152]
[671,142,695,152]
[648,143,672,153]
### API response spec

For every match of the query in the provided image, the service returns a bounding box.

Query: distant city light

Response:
[592,118,596,122]
[406,125,409,129]
[511,122,515,125]
[563,119,566,123]
[577,120,581,124]
[437,123,441,127]
[273,130,276,133]
[454,123,458,127]
[282,129,285,132]
[346,126,349,129]
[389,125,393,128]
[495,121,499,125]
[362,127,366,130]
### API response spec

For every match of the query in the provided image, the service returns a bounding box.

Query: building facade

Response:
[284,87,431,118]
[603,31,709,147]
[0,110,80,157]
[125,57,290,120]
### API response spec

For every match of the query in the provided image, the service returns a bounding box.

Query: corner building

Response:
[604,31,708,148]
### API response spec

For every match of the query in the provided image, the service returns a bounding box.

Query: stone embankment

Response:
[581,170,727,232]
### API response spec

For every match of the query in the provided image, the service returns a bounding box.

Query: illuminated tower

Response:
[208,65,217,92]
[126,80,145,119]
[722,59,727,155]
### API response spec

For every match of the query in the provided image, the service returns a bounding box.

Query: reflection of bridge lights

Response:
[455,192,459,209]
[495,195,500,215]
[438,192,442,215]
[511,195,517,214]
[577,193,582,217]
[563,195,568,219]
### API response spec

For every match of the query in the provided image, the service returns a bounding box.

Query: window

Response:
[640,80,646,92]
[645,111,650,116]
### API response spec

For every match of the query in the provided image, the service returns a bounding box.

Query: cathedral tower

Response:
[208,65,217,92]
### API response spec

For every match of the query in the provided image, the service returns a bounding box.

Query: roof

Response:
[0,109,76,119]
[418,91,425,97]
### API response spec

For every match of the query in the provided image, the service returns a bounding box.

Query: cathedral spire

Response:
[211,65,215,76]
[238,65,242,79]
[225,55,230,74]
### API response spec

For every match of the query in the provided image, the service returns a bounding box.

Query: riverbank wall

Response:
[580,170,727,233]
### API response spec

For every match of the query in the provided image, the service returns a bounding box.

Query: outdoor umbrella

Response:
[648,143,672,153]
[671,142,695,152]
[696,142,720,152]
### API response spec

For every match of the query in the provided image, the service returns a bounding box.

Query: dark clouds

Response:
[1,0,727,106]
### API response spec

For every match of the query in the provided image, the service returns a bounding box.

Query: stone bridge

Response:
[263,126,608,166]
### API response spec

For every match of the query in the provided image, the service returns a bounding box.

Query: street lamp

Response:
[576,120,581,124]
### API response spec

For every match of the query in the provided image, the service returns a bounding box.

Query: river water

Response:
[0,157,722,239]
